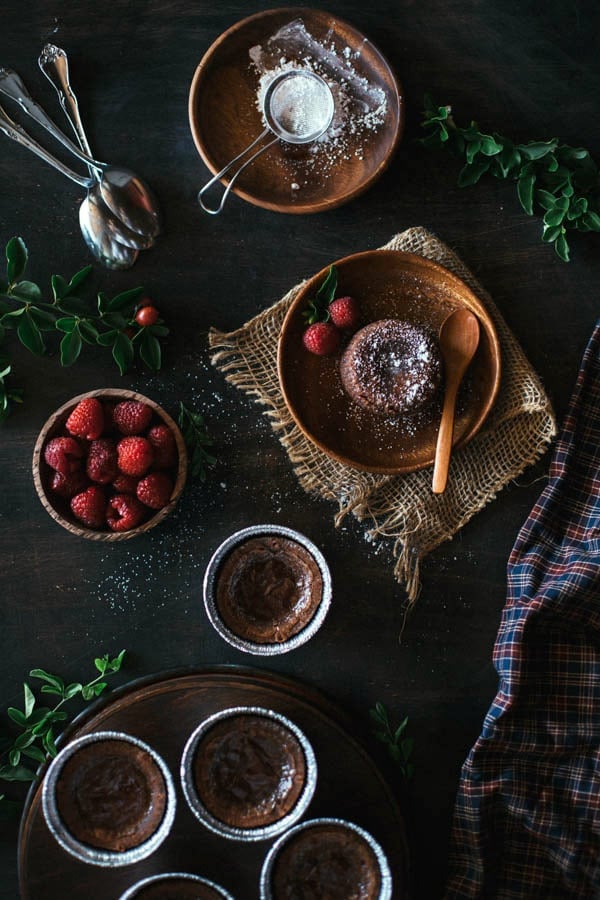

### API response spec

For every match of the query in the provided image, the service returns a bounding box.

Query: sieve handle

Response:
[197,127,279,215]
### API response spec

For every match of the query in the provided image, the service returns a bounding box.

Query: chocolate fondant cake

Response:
[340,318,443,417]
[54,738,167,852]
[215,535,323,644]
[271,822,382,899]
[130,880,224,900]
[192,713,306,829]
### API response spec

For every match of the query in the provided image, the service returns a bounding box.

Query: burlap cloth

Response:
[208,227,557,607]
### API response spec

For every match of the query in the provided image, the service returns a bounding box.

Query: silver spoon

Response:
[0,65,160,239]
[0,102,138,269]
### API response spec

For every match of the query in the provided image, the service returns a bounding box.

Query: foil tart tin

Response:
[41,730,177,867]
[259,817,393,900]
[180,705,317,842]
[119,872,234,899]
[203,524,332,656]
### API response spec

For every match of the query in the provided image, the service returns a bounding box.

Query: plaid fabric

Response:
[445,320,600,899]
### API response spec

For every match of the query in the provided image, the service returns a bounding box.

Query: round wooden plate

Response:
[278,250,502,474]
[18,667,409,899]
[188,8,404,214]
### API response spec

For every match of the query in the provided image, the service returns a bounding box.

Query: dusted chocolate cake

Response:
[340,318,443,417]
[215,535,323,644]
[192,713,306,829]
[271,821,382,899]
[54,738,167,852]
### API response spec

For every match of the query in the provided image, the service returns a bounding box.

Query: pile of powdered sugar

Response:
[250,18,389,188]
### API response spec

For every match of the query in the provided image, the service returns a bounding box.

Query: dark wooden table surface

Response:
[0,2,598,898]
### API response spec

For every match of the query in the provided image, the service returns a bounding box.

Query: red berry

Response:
[136,471,173,509]
[106,493,147,532]
[49,469,88,499]
[135,305,160,327]
[65,398,104,440]
[302,322,341,356]
[44,437,83,475]
[70,485,107,528]
[147,424,177,468]
[86,439,118,484]
[117,436,154,476]
[112,473,139,494]
[113,400,153,435]
[329,296,361,331]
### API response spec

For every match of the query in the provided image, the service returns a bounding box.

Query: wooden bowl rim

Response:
[188,6,404,214]
[32,389,188,541]
[277,249,502,474]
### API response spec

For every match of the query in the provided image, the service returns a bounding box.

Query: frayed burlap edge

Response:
[209,227,557,607]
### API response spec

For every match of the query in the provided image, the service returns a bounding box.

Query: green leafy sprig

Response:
[302,265,338,324]
[370,701,414,780]
[0,650,126,814]
[178,402,216,481]
[0,237,170,419]
[420,96,600,262]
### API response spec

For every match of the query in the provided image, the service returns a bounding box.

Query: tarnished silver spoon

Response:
[0,102,138,269]
[0,64,160,239]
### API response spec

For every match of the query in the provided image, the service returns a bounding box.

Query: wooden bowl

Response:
[32,389,187,541]
[188,8,404,214]
[278,251,502,474]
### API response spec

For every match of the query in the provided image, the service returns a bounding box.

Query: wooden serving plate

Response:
[188,8,403,214]
[278,250,502,474]
[18,667,409,899]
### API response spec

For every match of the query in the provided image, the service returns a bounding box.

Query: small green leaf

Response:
[93,682,108,696]
[542,223,563,243]
[315,265,338,307]
[23,683,35,719]
[519,139,558,160]
[60,326,82,367]
[582,211,600,231]
[102,312,127,330]
[13,732,36,750]
[10,280,42,302]
[8,749,21,767]
[78,320,99,344]
[479,135,503,156]
[0,763,36,782]
[57,295,88,316]
[6,237,28,283]
[109,649,126,672]
[139,330,161,372]
[29,307,56,330]
[465,139,481,164]
[66,265,93,294]
[97,291,109,314]
[94,655,109,675]
[29,669,64,690]
[21,745,46,764]
[63,683,82,700]
[147,324,169,338]
[96,328,118,347]
[81,685,94,701]
[7,707,26,726]
[517,173,535,215]
[112,331,134,375]
[55,317,77,333]
[107,287,144,313]
[17,311,45,356]
[554,233,570,262]
[40,684,64,697]
[535,189,558,211]
[51,273,69,302]
[42,728,57,757]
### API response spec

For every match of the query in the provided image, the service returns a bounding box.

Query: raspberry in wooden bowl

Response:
[32,389,187,541]
[203,525,332,655]
[180,706,317,842]
[41,731,176,867]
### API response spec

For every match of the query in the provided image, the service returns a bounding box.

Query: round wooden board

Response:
[188,8,403,214]
[18,667,409,899]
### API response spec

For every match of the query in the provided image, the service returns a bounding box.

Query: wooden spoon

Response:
[432,308,481,494]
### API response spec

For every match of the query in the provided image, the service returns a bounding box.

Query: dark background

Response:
[0,1,598,897]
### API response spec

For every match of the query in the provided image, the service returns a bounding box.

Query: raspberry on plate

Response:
[70,486,107,528]
[44,437,84,475]
[65,398,104,441]
[302,322,341,356]
[86,439,118,484]
[136,471,173,509]
[113,401,153,435]
[329,296,361,331]
[49,469,89,499]
[106,493,147,532]
[117,436,154,476]
[147,424,177,468]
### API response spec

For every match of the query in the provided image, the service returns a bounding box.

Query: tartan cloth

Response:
[445,320,600,899]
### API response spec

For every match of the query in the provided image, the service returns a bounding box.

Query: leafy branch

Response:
[177,402,216,481]
[370,701,414,780]
[0,650,126,815]
[0,237,170,420]
[420,96,600,262]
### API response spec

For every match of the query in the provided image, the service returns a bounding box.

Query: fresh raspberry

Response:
[302,322,341,356]
[135,305,160,327]
[117,436,154,476]
[136,471,173,509]
[86,439,118,484]
[329,296,361,331]
[113,401,153,435]
[49,469,88,499]
[112,473,139,494]
[106,493,147,532]
[44,437,84,475]
[70,485,107,528]
[147,424,177,468]
[65,398,104,440]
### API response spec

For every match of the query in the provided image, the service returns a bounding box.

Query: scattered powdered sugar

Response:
[250,18,389,188]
